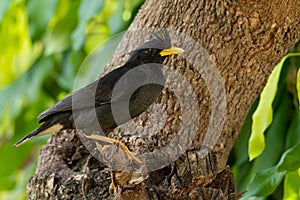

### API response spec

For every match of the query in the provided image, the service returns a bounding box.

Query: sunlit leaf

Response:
[239,92,290,192]
[249,60,284,160]
[252,92,290,168]
[242,166,286,199]
[283,170,300,200]
[0,0,32,88]
[47,0,71,29]
[249,53,300,161]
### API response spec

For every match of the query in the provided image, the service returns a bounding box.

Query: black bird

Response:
[15,31,184,158]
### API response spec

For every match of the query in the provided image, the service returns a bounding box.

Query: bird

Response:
[15,31,184,162]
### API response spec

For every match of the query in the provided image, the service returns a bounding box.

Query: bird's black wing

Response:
[38,80,109,120]
[38,66,129,120]
[38,65,151,121]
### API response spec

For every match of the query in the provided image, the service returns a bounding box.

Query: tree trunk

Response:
[27,0,300,199]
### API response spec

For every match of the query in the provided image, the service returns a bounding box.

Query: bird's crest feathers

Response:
[136,30,171,50]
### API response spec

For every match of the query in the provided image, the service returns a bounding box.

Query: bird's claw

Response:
[82,133,141,164]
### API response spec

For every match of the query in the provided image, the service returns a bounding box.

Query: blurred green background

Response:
[0,0,300,199]
[0,0,143,199]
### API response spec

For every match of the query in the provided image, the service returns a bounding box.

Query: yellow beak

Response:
[159,46,184,56]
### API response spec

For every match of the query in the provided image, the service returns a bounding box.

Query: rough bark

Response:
[27,0,300,199]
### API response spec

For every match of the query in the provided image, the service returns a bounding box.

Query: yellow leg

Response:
[82,133,141,164]
[109,182,115,194]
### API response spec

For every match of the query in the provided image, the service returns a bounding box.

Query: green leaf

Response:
[253,89,290,163]
[285,110,300,149]
[253,91,290,167]
[71,0,104,50]
[249,60,284,160]
[27,0,58,41]
[0,0,33,88]
[283,170,300,200]
[242,166,286,199]
[236,92,290,192]
[249,53,300,160]
[277,141,300,172]
[297,68,300,109]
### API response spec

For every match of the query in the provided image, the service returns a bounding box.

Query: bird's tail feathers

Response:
[14,122,64,147]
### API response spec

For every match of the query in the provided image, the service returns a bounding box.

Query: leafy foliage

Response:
[0,0,143,199]
[232,44,300,199]
[249,57,285,161]
[249,53,300,161]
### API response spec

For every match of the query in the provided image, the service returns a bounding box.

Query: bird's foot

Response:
[82,133,141,164]
[109,182,115,195]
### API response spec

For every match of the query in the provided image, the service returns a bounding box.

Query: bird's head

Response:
[126,31,184,65]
